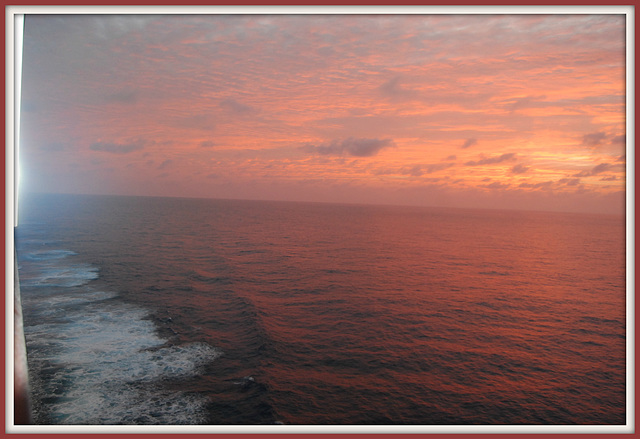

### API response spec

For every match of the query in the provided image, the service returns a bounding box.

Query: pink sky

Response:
[19,13,627,214]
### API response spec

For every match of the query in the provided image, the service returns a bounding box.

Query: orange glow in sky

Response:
[20,13,627,214]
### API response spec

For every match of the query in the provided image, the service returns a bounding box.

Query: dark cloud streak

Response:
[404,163,454,176]
[610,134,626,145]
[519,181,554,189]
[465,153,516,166]
[573,162,612,177]
[303,138,395,157]
[105,89,139,104]
[559,177,581,186]
[461,138,477,149]
[582,132,607,147]
[219,98,258,115]
[378,77,414,100]
[89,140,146,154]
[511,163,529,174]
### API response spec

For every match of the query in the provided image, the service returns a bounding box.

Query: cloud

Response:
[374,162,454,177]
[90,15,156,41]
[402,165,424,177]
[573,162,612,177]
[178,114,216,131]
[519,181,554,189]
[558,177,581,186]
[590,163,612,175]
[20,15,626,213]
[303,138,395,157]
[371,167,395,176]
[89,140,146,154]
[219,98,258,115]
[610,134,626,145]
[158,159,173,170]
[460,138,477,149]
[465,153,516,166]
[41,142,67,151]
[506,95,547,112]
[582,132,607,147]
[407,164,450,176]
[378,76,414,99]
[105,88,139,104]
[426,163,454,173]
[511,164,529,174]
[482,181,510,189]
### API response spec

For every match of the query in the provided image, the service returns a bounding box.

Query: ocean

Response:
[14,193,627,427]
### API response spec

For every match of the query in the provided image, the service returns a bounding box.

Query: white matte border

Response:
[5,4,635,15]
[5,5,634,435]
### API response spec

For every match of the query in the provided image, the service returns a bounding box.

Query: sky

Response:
[19,12,628,214]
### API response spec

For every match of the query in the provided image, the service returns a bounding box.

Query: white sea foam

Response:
[54,385,214,425]
[25,264,99,288]
[18,247,99,288]
[27,298,221,424]
[24,249,77,261]
[19,247,221,424]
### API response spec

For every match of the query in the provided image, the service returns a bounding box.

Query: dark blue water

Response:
[15,193,627,425]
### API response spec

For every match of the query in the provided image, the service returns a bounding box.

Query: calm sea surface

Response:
[15,193,627,425]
